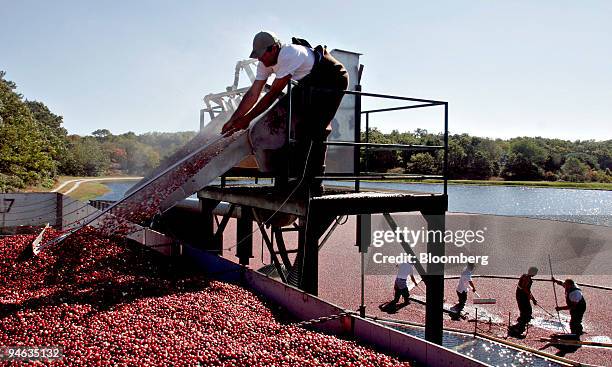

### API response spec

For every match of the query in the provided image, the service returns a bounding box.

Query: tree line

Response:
[1,70,611,192]
[0,71,195,192]
[362,128,612,182]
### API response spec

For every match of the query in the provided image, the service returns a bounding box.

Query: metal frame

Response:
[196,84,449,345]
[197,184,447,344]
[277,83,449,193]
[322,89,449,195]
[200,59,260,129]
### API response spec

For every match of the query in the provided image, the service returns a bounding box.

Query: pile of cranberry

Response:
[0,228,412,366]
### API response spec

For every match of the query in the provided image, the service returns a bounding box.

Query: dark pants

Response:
[570,300,586,335]
[456,291,468,311]
[285,47,349,190]
[393,281,410,304]
[515,288,532,330]
[290,137,330,185]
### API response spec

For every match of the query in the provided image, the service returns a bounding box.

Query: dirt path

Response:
[52,177,141,194]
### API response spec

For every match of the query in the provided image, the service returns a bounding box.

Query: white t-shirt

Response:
[396,262,414,280]
[456,268,473,293]
[568,289,583,304]
[255,44,315,81]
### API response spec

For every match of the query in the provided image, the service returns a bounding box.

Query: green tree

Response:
[565,152,599,169]
[0,71,56,190]
[501,153,543,180]
[468,151,494,179]
[475,139,503,176]
[25,100,68,172]
[509,138,546,166]
[561,157,589,182]
[445,140,467,179]
[360,128,400,171]
[92,129,112,140]
[407,153,438,175]
[544,153,563,173]
[395,131,419,168]
[61,136,110,176]
[25,100,67,137]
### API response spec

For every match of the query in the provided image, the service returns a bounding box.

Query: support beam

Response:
[382,213,426,276]
[422,211,446,345]
[252,211,287,283]
[357,214,371,318]
[236,205,253,266]
[300,214,335,296]
[273,227,293,270]
[212,204,234,245]
[199,198,220,253]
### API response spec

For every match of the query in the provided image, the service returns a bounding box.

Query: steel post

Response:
[422,211,446,345]
[236,206,253,266]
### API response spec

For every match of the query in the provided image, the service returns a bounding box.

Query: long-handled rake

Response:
[473,291,496,305]
[549,254,569,333]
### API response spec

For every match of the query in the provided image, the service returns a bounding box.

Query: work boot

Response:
[508,323,526,337]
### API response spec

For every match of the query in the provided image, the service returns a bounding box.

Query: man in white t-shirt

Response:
[222,31,349,196]
[391,262,419,305]
[455,263,477,312]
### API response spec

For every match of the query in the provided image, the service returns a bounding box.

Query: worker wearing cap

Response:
[512,266,539,334]
[552,278,586,336]
[222,31,349,195]
[455,263,476,312]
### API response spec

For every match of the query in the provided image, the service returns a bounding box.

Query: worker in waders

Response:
[552,278,586,336]
[390,262,419,306]
[510,266,539,336]
[222,31,349,196]
[454,263,477,313]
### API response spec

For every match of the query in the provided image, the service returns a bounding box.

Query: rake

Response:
[473,291,497,305]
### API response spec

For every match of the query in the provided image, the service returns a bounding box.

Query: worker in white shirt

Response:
[552,278,587,336]
[222,31,349,196]
[455,263,477,312]
[391,262,419,305]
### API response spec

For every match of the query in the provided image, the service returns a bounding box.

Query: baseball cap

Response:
[250,31,280,58]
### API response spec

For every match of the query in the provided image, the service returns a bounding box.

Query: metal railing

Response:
[287,87,449,195]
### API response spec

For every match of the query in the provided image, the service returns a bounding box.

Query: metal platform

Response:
[195,183,447,345]
[186,64,451,344]
[198,184,447,217]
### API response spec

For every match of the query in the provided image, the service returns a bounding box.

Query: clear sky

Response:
[2,1,611,140]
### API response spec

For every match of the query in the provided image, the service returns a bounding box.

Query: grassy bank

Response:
[67,181,111,201]
[50,176,141,201]
[52,175,141,191]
